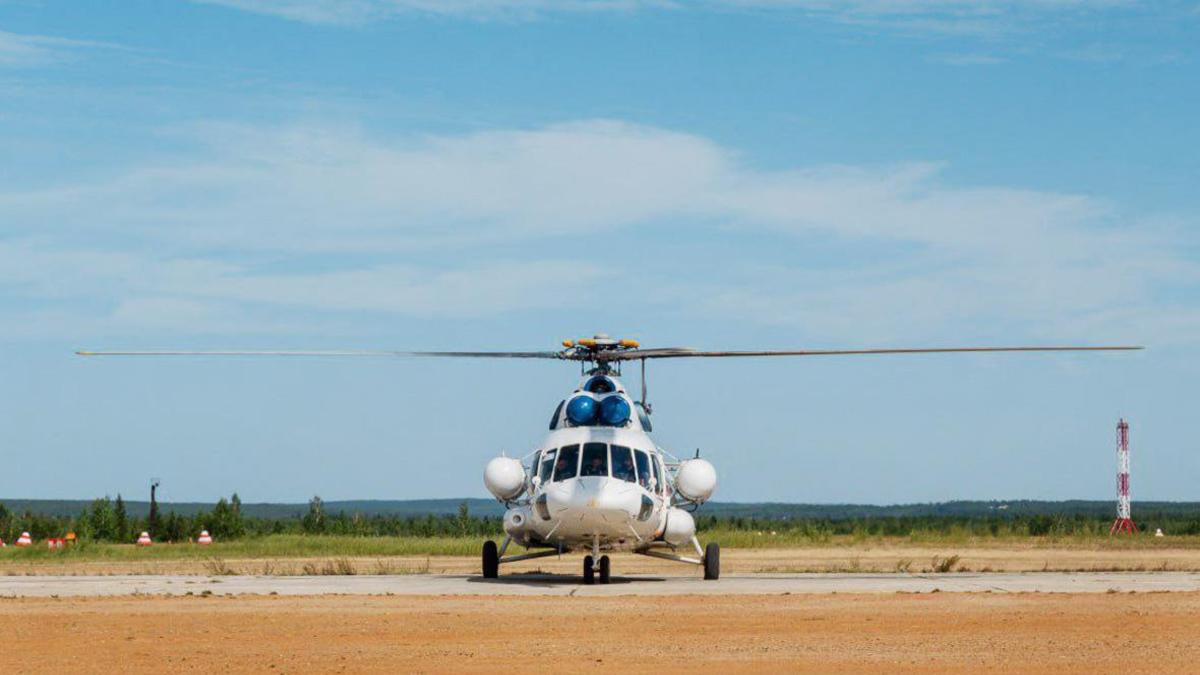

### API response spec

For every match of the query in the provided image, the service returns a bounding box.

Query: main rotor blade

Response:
[605,345,1143,361]
[76,350,564,358]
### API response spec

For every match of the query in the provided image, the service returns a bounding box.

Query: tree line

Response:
[0,495,503,543]
[4,496,1200,543]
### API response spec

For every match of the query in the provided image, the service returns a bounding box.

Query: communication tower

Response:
[1110,419,1137,535]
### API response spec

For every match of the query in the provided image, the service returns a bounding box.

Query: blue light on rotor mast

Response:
[566,394,598,425]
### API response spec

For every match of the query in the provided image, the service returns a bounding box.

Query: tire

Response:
[583,555,595,584]
[482,540,499,579]
[599,555,611,584]
[703,542,720,580]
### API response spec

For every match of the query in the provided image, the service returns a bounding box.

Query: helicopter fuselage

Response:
[485,373,714,561]
[522,425,670,551]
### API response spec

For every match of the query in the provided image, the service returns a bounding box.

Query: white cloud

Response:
[1,119,1195,344]
[194,0,667,24]
[191,0,1136,33]
[931,53,1007,65]
[0,30,123,67]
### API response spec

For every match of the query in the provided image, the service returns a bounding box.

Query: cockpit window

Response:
[580,442,608,477]
[651,453,662,492]
[634,450,651,490]
[584,376,615,394]
[611,445,636,483]
[539,449,556,483]
[553,444,579,481]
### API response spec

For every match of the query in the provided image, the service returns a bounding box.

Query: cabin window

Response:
[651,453,662,492]
[611,445,636,483]
[553,444,579,481]
[634,450,651,490]
[580,442,609,477]
[539,449,556,484]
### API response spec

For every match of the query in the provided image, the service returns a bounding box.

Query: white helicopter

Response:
[79,335,1140,584]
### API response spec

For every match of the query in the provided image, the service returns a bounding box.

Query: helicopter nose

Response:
[548,478,641,523]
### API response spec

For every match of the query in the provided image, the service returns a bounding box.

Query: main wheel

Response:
[703,542,720,580]
[599,555,611,584]
[583,555,595,584]
[482,540,499,579]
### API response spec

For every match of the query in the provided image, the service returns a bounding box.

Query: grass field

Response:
[4,532,1200,577]
[4,531,1200,563]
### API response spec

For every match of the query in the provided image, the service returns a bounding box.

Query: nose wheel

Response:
[582,555,611,584]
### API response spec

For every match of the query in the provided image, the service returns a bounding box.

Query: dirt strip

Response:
[5,545,1200,576]
[2,592,1198,673]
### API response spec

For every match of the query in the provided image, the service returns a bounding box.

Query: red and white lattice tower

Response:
[1110,418,1137,535]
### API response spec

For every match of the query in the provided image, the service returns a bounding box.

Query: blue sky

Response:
[1,0,1196,504]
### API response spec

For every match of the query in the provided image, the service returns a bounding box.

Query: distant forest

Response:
[3,497,1200,543]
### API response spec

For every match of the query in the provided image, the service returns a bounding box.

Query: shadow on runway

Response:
[467,573,668,587]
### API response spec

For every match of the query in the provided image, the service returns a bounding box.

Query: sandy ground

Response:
[2,592,1198,674]
[4,571,1200,596]
[4,544,1200,576]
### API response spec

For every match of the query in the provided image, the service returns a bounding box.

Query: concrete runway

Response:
[3,572,1200,597]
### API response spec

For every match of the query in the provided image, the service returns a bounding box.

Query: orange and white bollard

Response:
[15,532,32,547]
[196,530,213,545]
[136,531,152,546]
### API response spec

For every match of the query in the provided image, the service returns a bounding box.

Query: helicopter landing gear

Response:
[703,542,720,580]
[582,554,611,584]
[482,540,499,579]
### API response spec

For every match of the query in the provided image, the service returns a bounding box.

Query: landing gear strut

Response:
[481,537,560,579]
[633,538,720,580]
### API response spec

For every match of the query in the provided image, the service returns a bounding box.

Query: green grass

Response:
[3,531,1200,565]
[692,528,1200,550]
[0,535,484,563]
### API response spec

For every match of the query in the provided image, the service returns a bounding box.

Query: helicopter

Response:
[78,335,1141,584]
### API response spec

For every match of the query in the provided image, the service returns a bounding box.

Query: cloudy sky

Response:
[1,0,1196,503]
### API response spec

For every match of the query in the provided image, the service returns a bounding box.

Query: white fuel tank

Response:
[674,458,717,503]
[662,507,696,547]
[484,456,527,501]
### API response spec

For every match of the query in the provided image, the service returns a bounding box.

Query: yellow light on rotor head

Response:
[562,339,574,348]
[619,339,640,348]
[578,338,597,347]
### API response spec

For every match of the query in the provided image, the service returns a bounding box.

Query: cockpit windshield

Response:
[634,450,651,490]
[553,444,580,481]
[611,445,636,483]
[580,442,608,477]
[539,449,556,483]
